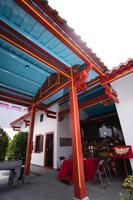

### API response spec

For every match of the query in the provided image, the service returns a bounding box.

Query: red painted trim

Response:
[103,84,119,103]
[33,80,70,106]
[0,21,70,78]
[0,86,33,98]
[46,113,56,119]
[10,112,30,126]
[44,132,54,169]
[47,77,100,107]
[59,94,110,117]
[33,0,107,72]
[12,126,21,131]
[15,0,105,77]
[101,60,133,84]
[69,77,88,199]
[0,91,32,105]
[25,107,36,176]
[0,97,29,107]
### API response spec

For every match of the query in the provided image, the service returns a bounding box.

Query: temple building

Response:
[0,0,133,199]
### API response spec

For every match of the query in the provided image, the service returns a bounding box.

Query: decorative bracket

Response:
[72,64,92,90]
[102,83,119,103]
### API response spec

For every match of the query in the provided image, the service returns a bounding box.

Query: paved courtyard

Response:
[0,165,125,200]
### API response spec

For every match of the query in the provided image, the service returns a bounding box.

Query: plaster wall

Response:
[31,104,58,169]
[111,73,133,169]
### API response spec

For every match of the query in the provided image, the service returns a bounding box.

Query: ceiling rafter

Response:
[59,94,110,117]
[15,0,105,77]
[33,0,107,72]
[0,20,71,78]
[0,91,32,106]
[0,82,34,96]
[47,76,100,107]
[0,85,33,99]
[34,72,68,102]
[33,80,70,106]
[0,97,30,107]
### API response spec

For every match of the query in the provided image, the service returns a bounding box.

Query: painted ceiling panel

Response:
[83,103,116,118]
[0,39,54,75]
[78,86,104,103]
[43,89,64,105]
[0,70,39,95]
[0,0,84,67]
[87,70,98,81]
[0,0,105,111]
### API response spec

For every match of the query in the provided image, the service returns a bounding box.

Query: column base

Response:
[73,196,89,200]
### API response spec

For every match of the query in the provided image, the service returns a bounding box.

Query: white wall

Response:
[20,122,29,132]
[57,109,88,167]
[31,104,58,169]
[57,113,72,167]
[112,73,133,169]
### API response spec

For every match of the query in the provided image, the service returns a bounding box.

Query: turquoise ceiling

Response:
[0,0,115,118]
[0,0,99,106]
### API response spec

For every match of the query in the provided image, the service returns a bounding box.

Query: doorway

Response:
[44,133,54,168]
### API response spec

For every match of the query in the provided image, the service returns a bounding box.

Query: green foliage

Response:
[0,128,9,161]
[120,175,133,200]
[7,131,28,164]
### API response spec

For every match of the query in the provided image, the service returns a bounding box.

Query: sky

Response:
[48,0,133,69]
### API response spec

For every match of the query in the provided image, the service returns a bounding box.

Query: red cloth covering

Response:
[58,160,73,183]
[84,158,100,181]
[58,158,100,183]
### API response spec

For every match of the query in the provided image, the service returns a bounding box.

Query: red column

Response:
[69,78,89,200]
[24,106,35,176]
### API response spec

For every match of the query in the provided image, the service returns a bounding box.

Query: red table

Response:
[58,158,100,183]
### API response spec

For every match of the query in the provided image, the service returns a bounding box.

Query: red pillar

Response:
[24,106,35,176]
[69,78,89,200]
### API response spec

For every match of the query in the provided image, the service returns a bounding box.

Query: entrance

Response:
[44,133,54,168]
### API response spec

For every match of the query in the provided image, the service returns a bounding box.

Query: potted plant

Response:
[120,174,133,200]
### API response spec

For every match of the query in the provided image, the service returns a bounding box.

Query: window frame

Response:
[34,134,44,153]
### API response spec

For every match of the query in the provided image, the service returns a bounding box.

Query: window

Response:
[34,135,44,153]
[40,114,44,122]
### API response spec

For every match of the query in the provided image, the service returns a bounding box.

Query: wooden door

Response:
[44,133,54,168]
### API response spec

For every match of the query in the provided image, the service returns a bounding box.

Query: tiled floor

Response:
[0,165,125,200]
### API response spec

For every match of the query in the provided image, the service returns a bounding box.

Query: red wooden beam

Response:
[10,112,30,126]
[33,80,70,106]
[33,0,107,72]
[0,91,32,105]
[34,64,91,106]
[15,0,105,77]
[59,94,110,117]
[0,97,30,107]
[69,77,88,199]
[0,21,71,78]
[101,60,133,85]
[25,107,35,176]
[103,84,119,103]
[47,77,100,108]
[12,126,21,131]
[0,86,33,99]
